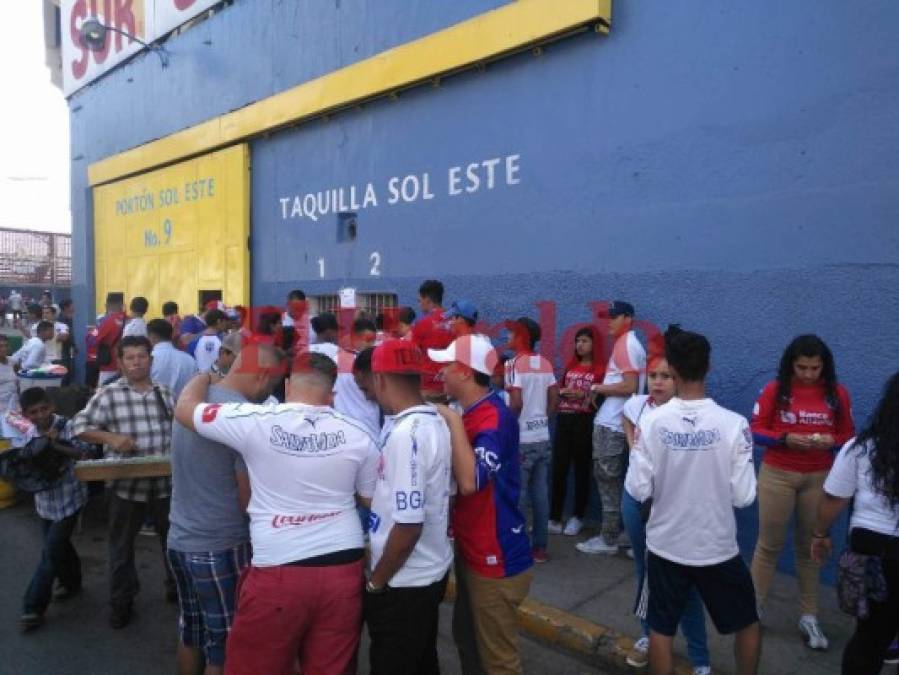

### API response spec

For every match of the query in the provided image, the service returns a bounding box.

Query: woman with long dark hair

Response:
[750,334,854,649]
[812,371,899,673]
[548,327,602,537]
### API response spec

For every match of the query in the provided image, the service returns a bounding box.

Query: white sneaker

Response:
[563,517,583,536]
[692,667,712,675]
[626,548,635,559]
[575,535,619,555]
[625,636,649,668]
[547,520,563,535]
[798,615,829,650]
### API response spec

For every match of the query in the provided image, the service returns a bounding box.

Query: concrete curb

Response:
[445,573,696,674]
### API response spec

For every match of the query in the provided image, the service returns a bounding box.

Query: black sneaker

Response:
[20,612,43,632]
[53,585,82,601]
[109,604,132,629]
[165,585,179,604]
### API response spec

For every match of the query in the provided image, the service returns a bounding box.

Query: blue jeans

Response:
[621,489,710,668]
[520,441,551,550]
[23,511,82,615]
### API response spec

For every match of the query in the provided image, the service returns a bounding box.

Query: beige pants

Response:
[750,462,828,615]
[453,560,532,675]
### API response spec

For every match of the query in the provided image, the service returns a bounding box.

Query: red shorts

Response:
[225,560,363,675]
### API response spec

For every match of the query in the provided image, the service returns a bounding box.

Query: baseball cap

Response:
[444,299,478,323]
[372,339,424,374]
[428,334,498,376]
[606,300,635,318]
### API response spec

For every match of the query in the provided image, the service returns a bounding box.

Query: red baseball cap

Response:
[372,339,424,374]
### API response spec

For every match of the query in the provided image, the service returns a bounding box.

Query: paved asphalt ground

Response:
[0,495,606,675]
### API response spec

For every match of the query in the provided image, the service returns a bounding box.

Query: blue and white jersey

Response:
[194,334,222,373]
[369,405,453,587]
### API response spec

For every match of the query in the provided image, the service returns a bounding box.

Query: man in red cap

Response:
[364,339,453,674]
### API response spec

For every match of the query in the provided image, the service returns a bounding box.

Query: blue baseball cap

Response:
[606,300,635,318]
[444,299,479,323]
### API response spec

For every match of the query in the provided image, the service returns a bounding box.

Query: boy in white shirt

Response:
[364,339,453,674]
[505,317,558,563]
[193,309,226,373]
[122,297,149,338]
[625,326,760,675]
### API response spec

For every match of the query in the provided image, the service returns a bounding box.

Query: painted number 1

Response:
[318,258,325,278]
[370,252,381,276]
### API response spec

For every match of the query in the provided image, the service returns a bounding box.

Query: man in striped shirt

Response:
[73,335,175,629]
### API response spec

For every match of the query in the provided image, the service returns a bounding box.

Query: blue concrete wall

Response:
[69,1,899,583]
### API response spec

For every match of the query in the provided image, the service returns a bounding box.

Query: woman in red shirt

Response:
[750,334,854,650]
[549,327,603,537]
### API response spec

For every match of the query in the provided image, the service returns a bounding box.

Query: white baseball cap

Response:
[428,334,498,376]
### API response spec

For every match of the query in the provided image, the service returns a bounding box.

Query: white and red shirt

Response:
[504,352,556,443]
[751,379,854,473]
[595,331,646,432]
[369,405,453,587]
[192,401,379,567]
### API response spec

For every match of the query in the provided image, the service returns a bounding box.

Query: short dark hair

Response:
[59,299,73,311]
[106,292,123,307]
[205,309,226,327]
[130,296,149,315]
[418,279,444,305]
[287,289,306,301]
[473,371,491,387]
[162,301,179,316]
[20,387,51,411]
[146,318,174,341]
[353,317,377,335]
[36,320,54,333]
[664,325,710,382]
[398,306,416,325]
[27,304,42,318]
[117,335,152,358]
[42,305,58,315]
[311,312,338,334]
[515,317,541,349]
[292,351,337,386]
[353,347,374,374]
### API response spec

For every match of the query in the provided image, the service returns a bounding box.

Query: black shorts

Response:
[647,551,758,636]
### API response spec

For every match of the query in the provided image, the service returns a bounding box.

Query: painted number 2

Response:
[369,252,381,277]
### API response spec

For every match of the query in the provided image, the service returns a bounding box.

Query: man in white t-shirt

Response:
[175,351,379,675]
[363,339,453,674]
[578,300,647,555]
[12,322,55,371]
[193,309,226,373]
[40,305,70,363]
[505,317,558,563]
[122,297,149,338]
[624,326,760,675]
[333,317,380,436]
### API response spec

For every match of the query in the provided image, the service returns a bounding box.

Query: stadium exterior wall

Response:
[68,1,899,579]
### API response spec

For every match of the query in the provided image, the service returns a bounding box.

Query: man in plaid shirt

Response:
[18,387,96,632]
[73,335,176,629]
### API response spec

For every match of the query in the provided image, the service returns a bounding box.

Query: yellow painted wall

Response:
[92,144,249,317]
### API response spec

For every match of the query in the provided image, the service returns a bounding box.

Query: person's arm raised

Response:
[174,372,213,432]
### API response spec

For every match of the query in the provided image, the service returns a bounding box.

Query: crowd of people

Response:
[1,279,898,675]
